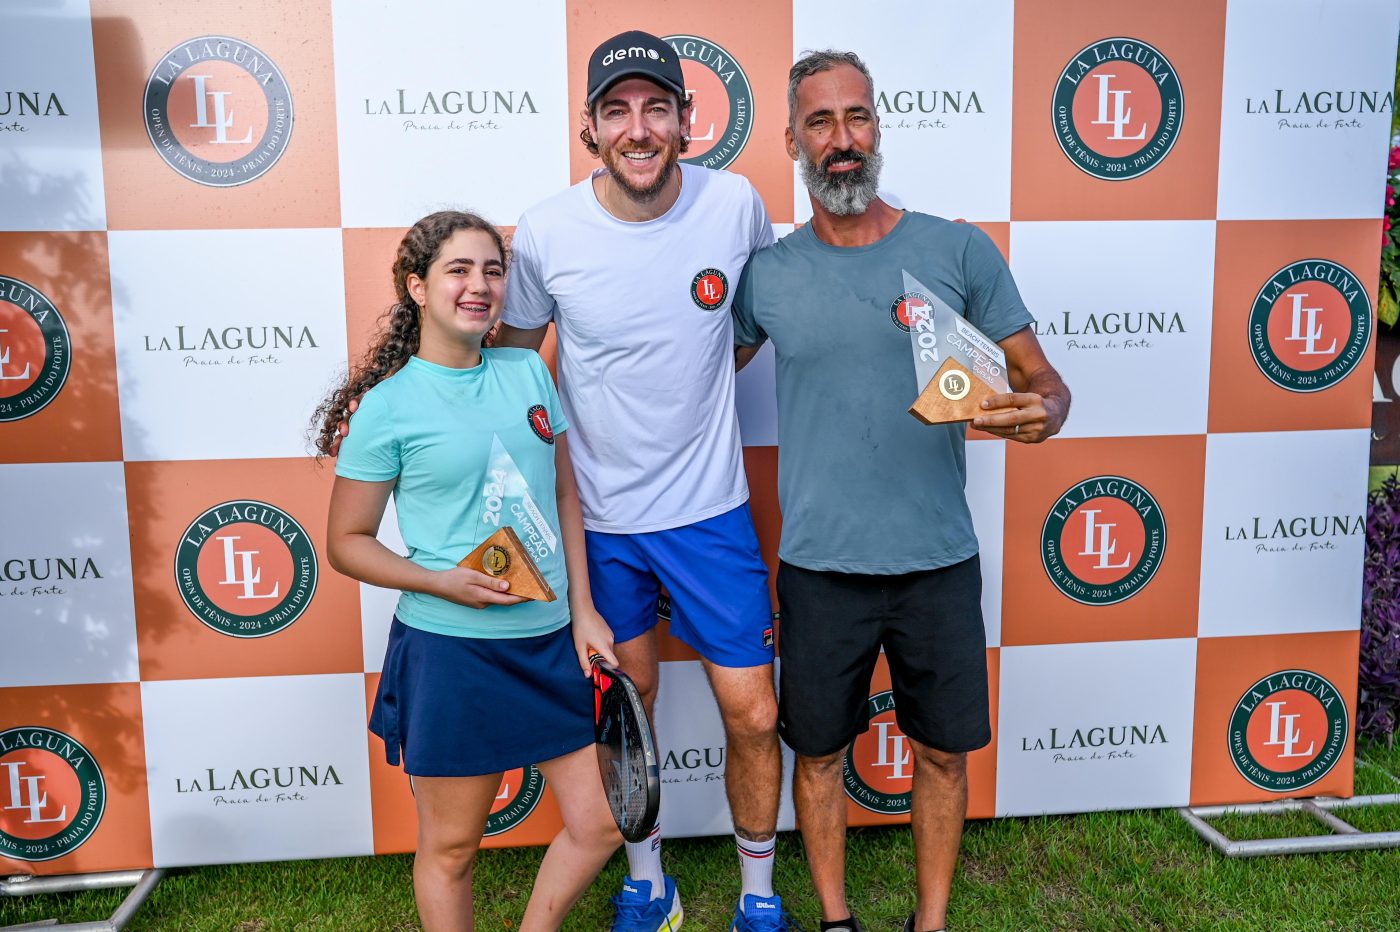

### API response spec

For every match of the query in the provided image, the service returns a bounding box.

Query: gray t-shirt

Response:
[732,211,1034,574]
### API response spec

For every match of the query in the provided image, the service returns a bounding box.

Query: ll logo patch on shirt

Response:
[527,404,554,444]
[690,268,728,310]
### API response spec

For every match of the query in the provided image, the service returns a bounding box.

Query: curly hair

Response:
[578,92,694,157]
[311,210,506,456]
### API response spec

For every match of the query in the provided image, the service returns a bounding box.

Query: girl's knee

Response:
[568,810,624,852]
[418,837,481,880]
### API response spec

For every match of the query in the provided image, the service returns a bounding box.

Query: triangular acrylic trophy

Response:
[457,434,557,602]
[900,269,1016,425]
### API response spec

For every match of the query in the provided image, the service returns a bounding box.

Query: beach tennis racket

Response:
[589,651,661,843]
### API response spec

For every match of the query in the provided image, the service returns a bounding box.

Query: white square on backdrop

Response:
[792,0,1014,223]
[108,228,348,462]
[0,461,137,686]
[996,639,1197,816]
[142,673,374,867]
[0,0,107,231]
[1198,429,1369,637]
[332,0,570,227]
[1217,0,1400,220]
[1011,221,1216,439]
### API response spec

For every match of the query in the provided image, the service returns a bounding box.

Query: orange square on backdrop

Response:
[92,0,340,230]
[1001,435,1205,646]
[1191,631,1358,805]
[566,1,796,223]
[125,458,362,681]
[1010,0,1225,220]
[1208,220,1380,434]
[0,232,123,463]
[0,684,152,876]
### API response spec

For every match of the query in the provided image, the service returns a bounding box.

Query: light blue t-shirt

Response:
[732,212,1035,574]
[336,349,570,637]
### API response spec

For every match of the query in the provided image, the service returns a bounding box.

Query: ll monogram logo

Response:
[2,761,67,826]
[1077,508,1132,571]
[1282,293,1337,357]
[185,73,254,145]
[870,722,912,781]
[1089,72,1147,141]
[0,330,31,383]
[1261,700,1316,760]
[216,534,280,601]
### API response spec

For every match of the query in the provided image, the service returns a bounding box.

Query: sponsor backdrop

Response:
[0,0,1392,874]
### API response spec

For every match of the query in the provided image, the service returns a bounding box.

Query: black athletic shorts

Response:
[776,555,991,757]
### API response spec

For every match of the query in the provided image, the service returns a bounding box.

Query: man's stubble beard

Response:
[601,138,684,204]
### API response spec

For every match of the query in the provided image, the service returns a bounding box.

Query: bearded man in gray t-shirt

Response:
[732,51,1071,932]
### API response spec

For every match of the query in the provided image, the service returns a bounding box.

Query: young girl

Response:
[314,211,621,931]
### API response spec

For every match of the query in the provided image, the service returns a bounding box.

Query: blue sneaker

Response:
[610,875,683,931]
[731,893,800,930]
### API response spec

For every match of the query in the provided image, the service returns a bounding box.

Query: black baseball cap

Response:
[586,30,686,106]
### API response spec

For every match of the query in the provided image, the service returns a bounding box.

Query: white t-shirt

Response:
[504,164,774,533]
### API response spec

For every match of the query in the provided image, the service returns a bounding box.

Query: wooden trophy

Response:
[900,268,1016,426]
[909,357,1015,425]
[459,526,557,602]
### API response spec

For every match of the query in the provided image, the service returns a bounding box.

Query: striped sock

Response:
[624,824,664,899]
[735,834,776,901]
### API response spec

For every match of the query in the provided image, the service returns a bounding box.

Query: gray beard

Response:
[799,148,883,216]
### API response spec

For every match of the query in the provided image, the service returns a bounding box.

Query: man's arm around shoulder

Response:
[494,323,549,351]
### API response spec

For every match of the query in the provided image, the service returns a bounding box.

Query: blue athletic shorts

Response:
[585,503,774,668]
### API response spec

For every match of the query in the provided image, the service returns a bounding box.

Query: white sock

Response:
[625,825,664,899]
[736,834,776,902]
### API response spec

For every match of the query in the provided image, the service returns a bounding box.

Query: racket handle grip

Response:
[587,648,605,667]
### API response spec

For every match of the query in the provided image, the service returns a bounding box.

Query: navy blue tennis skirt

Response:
[370,617,594,777]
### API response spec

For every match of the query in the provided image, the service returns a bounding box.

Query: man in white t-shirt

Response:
[495,29,791,932]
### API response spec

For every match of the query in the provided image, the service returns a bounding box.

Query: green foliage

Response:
[1381,145,1400,328]
[1381,28,1400,327]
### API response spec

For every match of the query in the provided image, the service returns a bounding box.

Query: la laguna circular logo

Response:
[1041,475,1166,605]
[889,290,933,333]
[1228,670,1348,792]
[665,34,753,171]
[1052,37,1183,181]
[0,276,71,423]
[842,691,912,816]
[527,403,555,444]
[1247,259,1372,393]
[0,726,105,862]
[144,35,294,187]
[690,267,729,310]
[174,500,318,638]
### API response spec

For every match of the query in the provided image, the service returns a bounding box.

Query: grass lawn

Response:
[4,741,1399,931]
